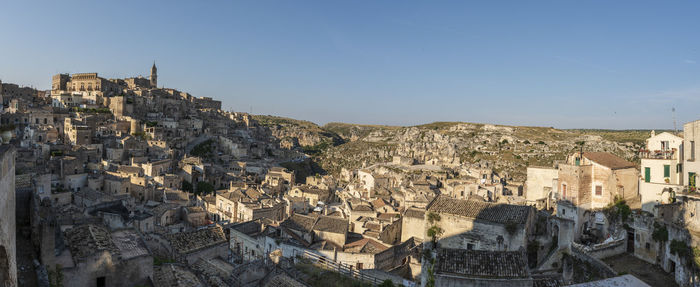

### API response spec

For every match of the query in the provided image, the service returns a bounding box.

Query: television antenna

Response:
[672,107,677,133]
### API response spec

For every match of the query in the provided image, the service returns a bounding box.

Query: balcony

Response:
[553,192,577,205]
[639,149,677,160]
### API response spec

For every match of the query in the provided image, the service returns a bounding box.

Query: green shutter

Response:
[664,165,670,178]
[690,172,697,188]
[644,167,650,183]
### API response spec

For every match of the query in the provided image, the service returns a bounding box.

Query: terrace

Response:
[639,148,677,160]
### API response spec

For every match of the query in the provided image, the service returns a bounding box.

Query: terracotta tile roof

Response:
[372,198,388,209]
[344,238,388,254]
[404,207,425,219]
[351,204,374,212]
[427,195,531,224]
[377,213,399,221]
[436,248,528,278]
[218,189,245,201]
[582,152,635,170]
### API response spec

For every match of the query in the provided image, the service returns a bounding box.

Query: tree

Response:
[182,180,193,193]
[427,212,441,224]
[196,181,215,196]
[427,226,444,244]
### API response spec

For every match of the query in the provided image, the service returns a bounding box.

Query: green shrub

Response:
[652,223,668,242]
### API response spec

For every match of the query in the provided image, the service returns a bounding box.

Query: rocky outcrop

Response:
[254,117,646,182]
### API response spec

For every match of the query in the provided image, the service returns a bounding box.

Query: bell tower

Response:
[150,62,157,88]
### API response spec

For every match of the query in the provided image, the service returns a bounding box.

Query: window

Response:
[661,141,669,150]
[664,165,670,178]
[645,242,651,250]
[690,172,697,189]
[644,167,650,183]
[561,184,567,198]
[692,141,696,161]
[467,243,474,250]
[595,185,602,196]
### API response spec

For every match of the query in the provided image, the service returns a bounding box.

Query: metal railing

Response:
[295,250,385,286]
[639,149,676,160]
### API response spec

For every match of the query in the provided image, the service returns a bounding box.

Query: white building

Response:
[639,131,683,212]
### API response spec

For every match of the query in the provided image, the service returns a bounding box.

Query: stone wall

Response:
[0,146,16,287]
[570,244,617,279]
[320,249,375,269]
[62,252,152,287]
[401,215,424,242]
[379,218,402,245]
[571,236,626,260]
[183,243,229,265]
[435,213,529,252]
[526,167,557,201]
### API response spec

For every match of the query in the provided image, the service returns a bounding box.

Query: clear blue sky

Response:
[1,1,699,129]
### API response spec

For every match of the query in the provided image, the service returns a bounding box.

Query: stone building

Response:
[425,195,535,252]
[64,117,92,146]
[431,248,532,287]
[559,152,639,209]
[215,189,242,222]
[401,207,425,243]
[530,151,640,212]
[166,225,229,265]
[288,185,329,206]
[51,72,120,95]
[229,219,270,262]
[279,214,349,247]
[58,225,153,287]
[525,166,558,202]
[0,146,16,287]
[150,62,158,88]
[142,159,171,177]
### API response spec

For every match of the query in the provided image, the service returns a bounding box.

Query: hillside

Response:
[255,116,655,182]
